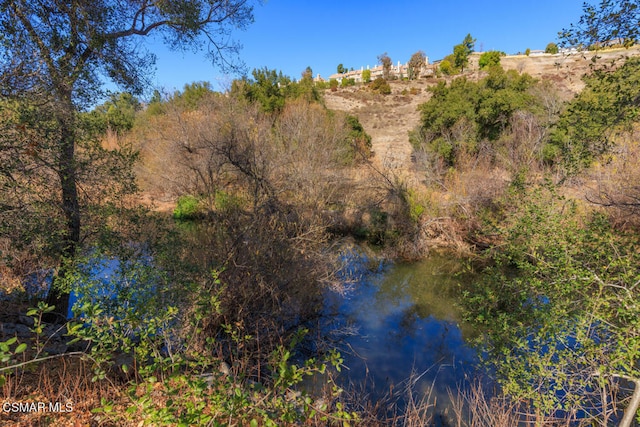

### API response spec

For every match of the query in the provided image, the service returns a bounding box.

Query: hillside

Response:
[323,46,640,176]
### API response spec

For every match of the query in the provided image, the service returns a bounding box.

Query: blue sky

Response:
[146,0,588,93]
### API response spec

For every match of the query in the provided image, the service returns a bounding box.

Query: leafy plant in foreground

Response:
[463,182,640,424]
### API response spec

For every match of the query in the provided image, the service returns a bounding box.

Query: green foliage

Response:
[295,66,320,103]
[362,68,371,83]
[453,34,476,71]
[329,78,339,92]
[232,67,320,113]
[337,63,346,74]
[545,42,559,54]
[64,253,356,426]
[525,48,531,56]
[548,57,640,172]
[463,182,640,422]
[82,92,141,135]
[0,301,56,389]
[560,0,639,50]
[340,78,356,87]
[173,195,204,220]
[233,68,289,113]
[343,115,373,163]
[416,67,538,165]
[478,50,505,69]
[146,90,166,116]
[405,188,426,223]
[173,81,215,110]
[439,59,454,75]
[370,77,391,95]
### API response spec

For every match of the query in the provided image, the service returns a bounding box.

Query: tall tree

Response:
[0,0,256,319]
[453,33,476,72]
[407,50,426,80]
[377,52,392,80]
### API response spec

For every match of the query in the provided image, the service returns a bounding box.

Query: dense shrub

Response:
[439,59,454,75]
[478,50,505,69]
[414,67,539,166]
[370,77,391,94]
[173,195,203,220]
[548,57,640,173]
[340,78,356,87]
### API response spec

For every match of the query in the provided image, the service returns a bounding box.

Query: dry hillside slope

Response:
[324,46,640,176]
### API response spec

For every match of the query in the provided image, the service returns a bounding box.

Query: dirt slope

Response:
[323,46,640,175]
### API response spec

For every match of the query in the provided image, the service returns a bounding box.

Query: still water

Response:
[325,250,481,410]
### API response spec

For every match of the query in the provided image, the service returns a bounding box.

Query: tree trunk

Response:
[46,120,80,322]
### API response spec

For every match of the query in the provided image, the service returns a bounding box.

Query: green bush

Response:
[342,115,372,164]
[463,183,640,423]
[214,190,243,213]
[370,77,391,94]
[416,67,539,165]
[362,69,371,83]
[478,50,505,69]
[439,59,454,75]
[64,255,357,426]
[548,57,640,173]
[340,78,356,88]
[173,195,204,220]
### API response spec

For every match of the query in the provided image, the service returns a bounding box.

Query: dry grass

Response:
[1,357,124,427]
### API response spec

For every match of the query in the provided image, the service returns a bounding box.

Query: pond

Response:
[54,243,485,420]
[323,249,483,417]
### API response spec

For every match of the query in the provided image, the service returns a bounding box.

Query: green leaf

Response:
[15,343,27,354]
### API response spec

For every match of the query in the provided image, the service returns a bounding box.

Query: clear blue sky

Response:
[146,0,587,93]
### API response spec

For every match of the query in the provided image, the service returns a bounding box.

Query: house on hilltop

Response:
[326,55,432,83]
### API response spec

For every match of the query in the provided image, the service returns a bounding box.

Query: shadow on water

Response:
[324,248,484,420]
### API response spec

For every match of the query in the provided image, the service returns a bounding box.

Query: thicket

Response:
[406,23,640,424]
[411,67,546,168]
[462,182,640,424]
[1,55,375,424]
[547,57,640,173]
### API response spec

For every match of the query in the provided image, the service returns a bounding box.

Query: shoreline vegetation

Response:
[2,1,640,424]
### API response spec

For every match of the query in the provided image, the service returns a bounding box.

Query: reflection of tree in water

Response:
[398,305,421,338]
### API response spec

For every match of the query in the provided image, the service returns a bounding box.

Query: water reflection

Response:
[326,251,480,408]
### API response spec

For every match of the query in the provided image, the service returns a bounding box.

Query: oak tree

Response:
[0,0,257,319]
[560,0,640,49]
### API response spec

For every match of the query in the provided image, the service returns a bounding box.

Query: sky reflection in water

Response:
[326,252,480,404]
